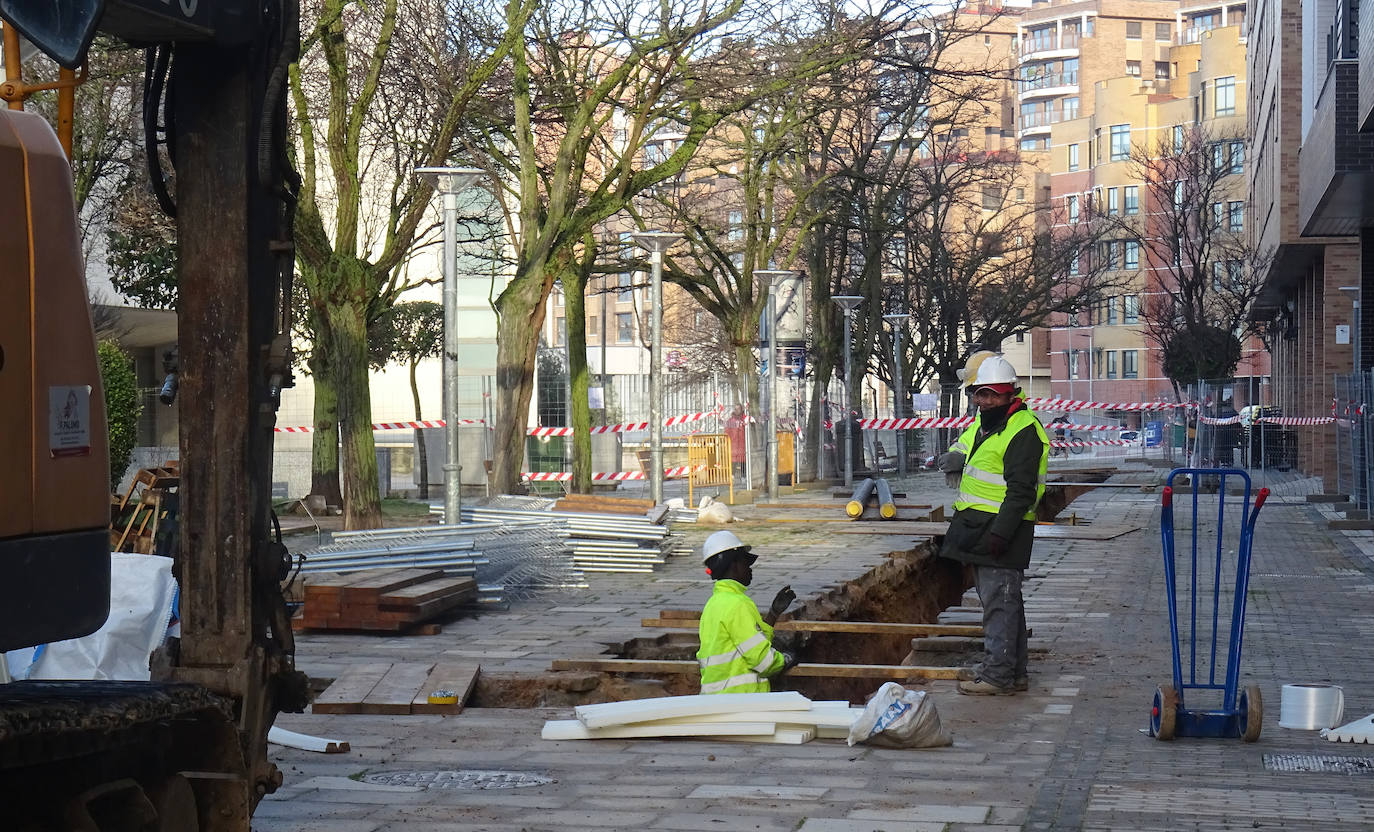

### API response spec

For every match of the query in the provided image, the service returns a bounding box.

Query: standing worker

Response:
[724,405,748,484]
[696,530,798,693]
[938,351,1048,695]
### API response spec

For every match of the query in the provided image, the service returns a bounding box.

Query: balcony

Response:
[1018,71,1078,99]
[1297,60,1374,236]
[1177,24,1216,44]
[1018,107,1080,134]
[1020,30,1080,57]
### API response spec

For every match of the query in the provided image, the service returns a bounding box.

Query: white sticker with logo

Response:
[49,385,92,458]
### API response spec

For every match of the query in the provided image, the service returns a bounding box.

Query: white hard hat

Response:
[958,351,1018,389]
[701,530,752,563]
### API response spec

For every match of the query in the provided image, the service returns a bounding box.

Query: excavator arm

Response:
[0,1,308,825]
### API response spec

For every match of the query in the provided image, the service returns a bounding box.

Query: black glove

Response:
[769,585,796,618]
[983,533,1008,558]
[771,651,800,677]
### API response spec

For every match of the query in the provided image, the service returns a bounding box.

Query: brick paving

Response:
[259,467,1374,831]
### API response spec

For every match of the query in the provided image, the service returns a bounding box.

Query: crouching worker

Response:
[697,530,799,694]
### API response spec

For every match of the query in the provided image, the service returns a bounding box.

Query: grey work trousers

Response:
[973,565,1028,688]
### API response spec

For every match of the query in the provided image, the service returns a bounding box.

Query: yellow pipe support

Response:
[846,500,865,518]
[875,478,898,519]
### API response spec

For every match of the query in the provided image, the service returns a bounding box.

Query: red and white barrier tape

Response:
[1026,397,1187,412]
[275,418,484,433]
[278,411,721,436]
[1051,439,1133,447]
[523,465,706,482]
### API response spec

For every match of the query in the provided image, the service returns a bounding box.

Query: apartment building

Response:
[1016,0,1180,152]
[1034,4,1268,417]
[1247,0,1372,488]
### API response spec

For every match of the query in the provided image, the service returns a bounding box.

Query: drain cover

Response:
[1263,754,1374,774]
[360,769,554,790]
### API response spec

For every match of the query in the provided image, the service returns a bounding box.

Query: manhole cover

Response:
[1263,754,1374,774]
[360,769,555,790]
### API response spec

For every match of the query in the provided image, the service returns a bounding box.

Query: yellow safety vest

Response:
[696,579,785,694]
[950,409,1049,521]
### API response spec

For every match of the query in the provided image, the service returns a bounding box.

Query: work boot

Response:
[957,666,1027,690]
[957,677,1016,696]
[1014,676,1029,692]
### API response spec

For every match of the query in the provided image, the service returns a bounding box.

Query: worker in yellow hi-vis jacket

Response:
[696,531,798,694]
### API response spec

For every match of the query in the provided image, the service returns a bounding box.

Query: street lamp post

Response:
[416,166,485,524]
[832,296,864,487]
[883,309,911,477]
[757,270,798,501]
[631,231,682,505]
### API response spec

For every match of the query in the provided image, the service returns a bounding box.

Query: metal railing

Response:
[1020,30,1081,55]
[1019,71,1079,93]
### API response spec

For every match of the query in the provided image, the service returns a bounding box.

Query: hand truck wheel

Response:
[1240,684,1262,742]
[1151,685,1177,741]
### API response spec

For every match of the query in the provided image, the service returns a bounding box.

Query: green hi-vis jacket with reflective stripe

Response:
[697,579,786,694]
[951,407,1049,522]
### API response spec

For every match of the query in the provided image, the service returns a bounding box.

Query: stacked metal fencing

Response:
[1334,372,1371,509]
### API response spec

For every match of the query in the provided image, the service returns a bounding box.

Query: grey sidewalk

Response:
[260,470,1374,831]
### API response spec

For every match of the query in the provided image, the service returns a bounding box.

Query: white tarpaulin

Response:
[4,553,177,681]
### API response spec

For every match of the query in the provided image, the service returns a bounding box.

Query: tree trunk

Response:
[492,268,551,493]
[410,358,428,500]
[564,272,593,494]
[329,302,381,529]
[308,346,344,507]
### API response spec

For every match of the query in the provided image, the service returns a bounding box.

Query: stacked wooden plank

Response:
[312,661,480,715]
[295,568,477,632]
[541,692,861,744]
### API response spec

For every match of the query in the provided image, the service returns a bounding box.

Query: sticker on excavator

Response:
[48,385,91,457]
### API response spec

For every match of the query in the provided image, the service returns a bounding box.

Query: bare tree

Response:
[471,0,874,493]
[1111,126,1268,390]
[289,0,533,527]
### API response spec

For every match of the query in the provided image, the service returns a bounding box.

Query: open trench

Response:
[468,474,1111,707]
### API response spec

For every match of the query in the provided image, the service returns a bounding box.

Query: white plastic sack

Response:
[9,553,177,682]
[699,501,734,524]
[847,681,953,748]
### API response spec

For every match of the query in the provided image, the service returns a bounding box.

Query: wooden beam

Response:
[641,618,985,637]
[550,658,961,680]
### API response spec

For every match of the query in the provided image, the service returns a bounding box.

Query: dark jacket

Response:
[939,404,1044,570]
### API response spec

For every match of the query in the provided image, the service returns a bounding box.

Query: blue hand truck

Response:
[1149,468,1270,741]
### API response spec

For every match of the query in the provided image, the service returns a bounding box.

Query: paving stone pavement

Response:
[260,467,1374,831]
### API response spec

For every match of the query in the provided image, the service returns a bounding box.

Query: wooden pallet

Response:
[295,569,477,632]
[551,658,960,680]
[311,661,480,715]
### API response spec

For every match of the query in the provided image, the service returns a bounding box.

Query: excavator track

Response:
[0,681,246,828]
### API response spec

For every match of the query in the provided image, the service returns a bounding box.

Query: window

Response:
[1108,187,1119,216]
[1086,17,1095,35]
[1155,22,1171,40]
[1123,350,1138,378]
[1020,137,1048,151]
[616,312,633,343]
[1066,194,1079,223]
[1110,124,1131,161]
[1127,60,1141,77]
[982,186,1001,209]
[1228,201,1244,232]
[1155,61,1171,79]
[588,316,598,336]
[1068,143,1080,171]
[1173,125,1184,151]
[728,210,743,242]
[1126,20,1142,38]
[1212,202,1225,229]
[1069,254,1080,275]
[1124,295,1139,324]
[1106,350,1119,378]
[1102,241,1121,270]
[1016,187,1026,200]
[1228,141,1245,174]
[693,310,704,328]
[1228,259,1245,286]
[1107,297,1119,324]
[555,288,564,306]
[1125,240,1140,269]
[618,272,633,302]
[1214,76,1236,116]
[1173,181,1185,210]
[556,317,566,346]
[1016,332,1025,343]
[1124,185,1139,215]
[1062,97,1080,120]
[1212,142,1227,172]
[1069,350,1080,379]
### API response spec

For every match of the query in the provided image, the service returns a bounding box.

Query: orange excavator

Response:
[0,2,308,827]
